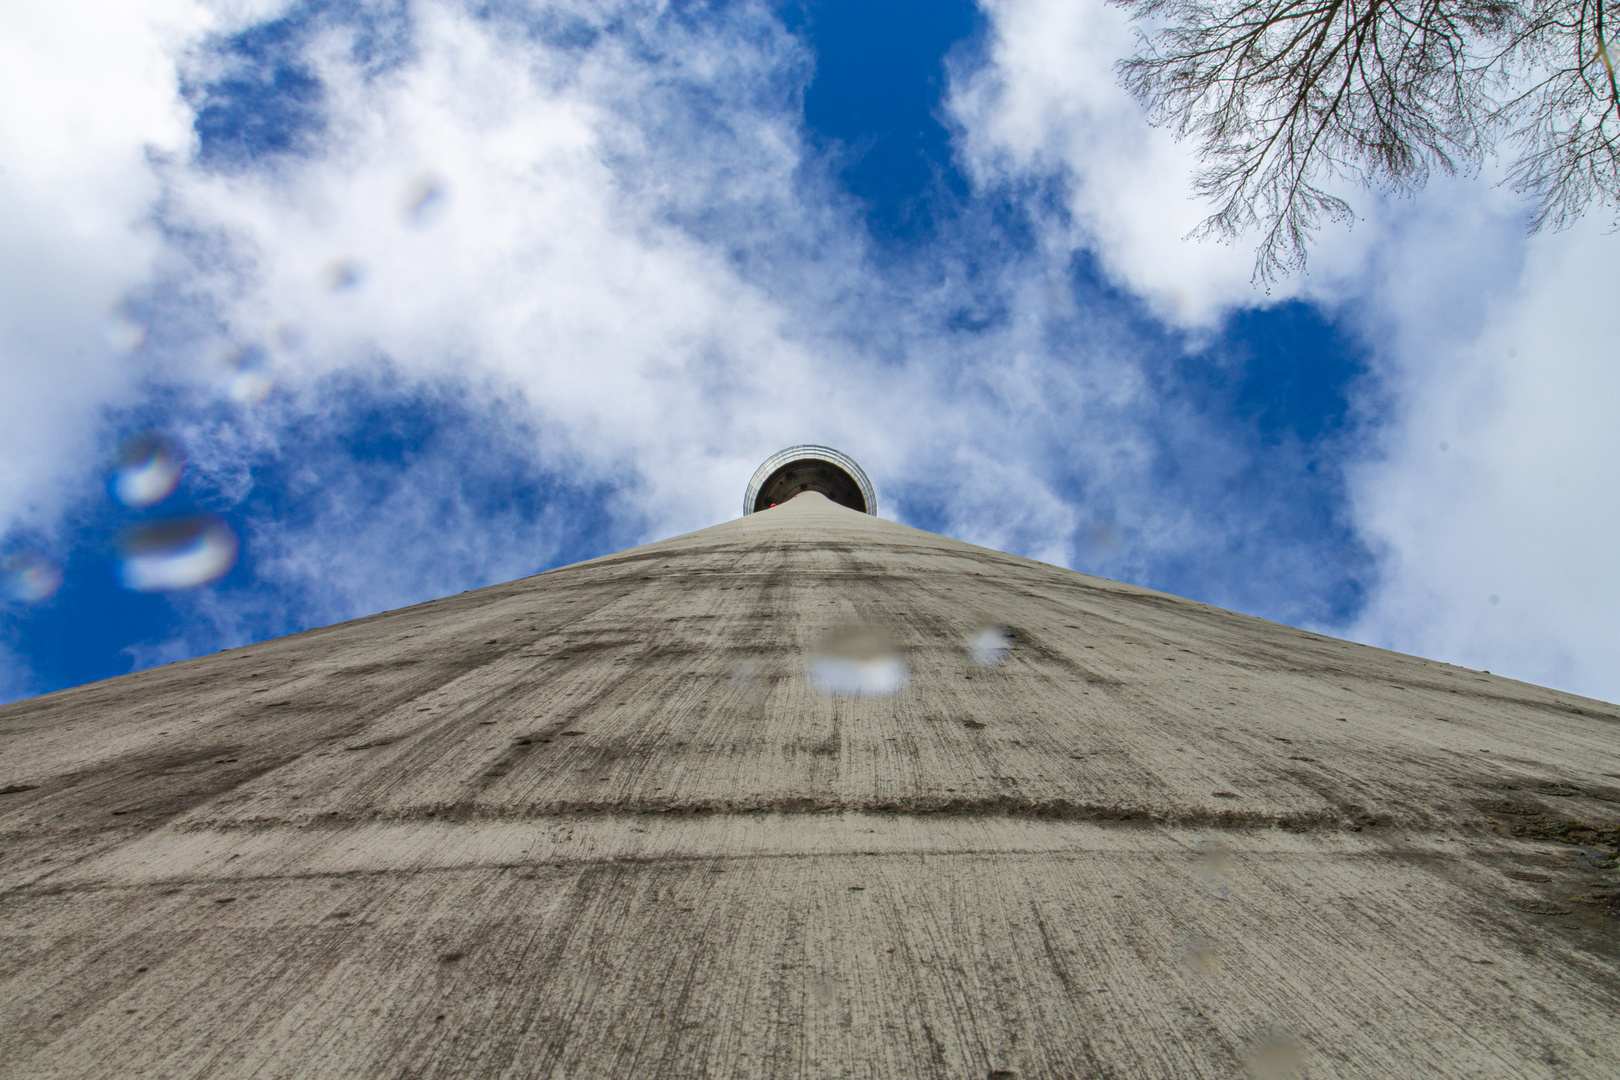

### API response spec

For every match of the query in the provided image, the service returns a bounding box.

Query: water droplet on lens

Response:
[401,171,448,225]
[1194,834,1232,900]
[1241,1026,1306,1080]
[323,258,365,292]
[1083,521,1121,552]
[269,323,304,355]
[1172,932,1219,976]
[1,553,63,602]
[1045,274,1075,318]
[117,516,238,592]
[218,344,275,404]
[113,434,185,508]
[727,659,759,688]
[104,305,147,354]
[967,625,1012,667]
[229,370,274,404]
[807,624,907,698]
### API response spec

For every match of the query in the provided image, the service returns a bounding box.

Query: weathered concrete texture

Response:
[1,492,1616,1079]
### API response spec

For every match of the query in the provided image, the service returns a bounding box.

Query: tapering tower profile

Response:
[1,447,1616,1079]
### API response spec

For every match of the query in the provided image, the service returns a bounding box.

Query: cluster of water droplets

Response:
[2,432,244,604]
[1177,835,1309,1079]
[802,622,1015,698]
[110,434,238,593]
[6,168,460,608]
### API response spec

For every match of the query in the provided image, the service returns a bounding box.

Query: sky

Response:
[0,0,1615,705]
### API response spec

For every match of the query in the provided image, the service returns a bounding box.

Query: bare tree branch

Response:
[1112,0,1618,281]
[1502,0,1620,227]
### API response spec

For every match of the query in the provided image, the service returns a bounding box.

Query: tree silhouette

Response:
[1114,0,1620,280]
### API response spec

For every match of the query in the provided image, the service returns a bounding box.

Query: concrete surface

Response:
[1,492,1616,1078]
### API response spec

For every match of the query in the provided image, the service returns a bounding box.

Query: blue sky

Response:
[1,0,1615,703]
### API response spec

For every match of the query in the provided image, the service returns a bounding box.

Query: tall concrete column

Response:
[1,451,1616,1078]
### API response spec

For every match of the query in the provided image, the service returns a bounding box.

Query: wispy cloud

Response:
[1345,216,1620,697]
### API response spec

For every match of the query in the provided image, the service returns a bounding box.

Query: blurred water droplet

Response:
[1083,521,1121,553]
[218,344,275,404]
[727,659,759,688]
[807,624,907,698]
[113,434,185,508]
[1,553,63,602]
[229,370,274,404]
[1172,932,1219,976]
[269,323,304,355]
[117,516,238,592]
[104,307,147,355]
[1194,835,1232,901]
[1241,1026,1307,1080]
[967,625,1013,667]
[323,258,365,292]
[1045,275,1075,318]
[401,171,448,225]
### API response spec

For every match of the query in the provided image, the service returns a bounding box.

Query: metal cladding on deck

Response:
[1,492,1616,1078]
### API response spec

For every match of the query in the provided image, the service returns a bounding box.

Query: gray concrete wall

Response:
[2,493,1616,1078]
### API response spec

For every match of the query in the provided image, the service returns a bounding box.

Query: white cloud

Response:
[951,0,1419,327]
[1347,218,1620,701]
[0,0,210,534]
[141,0,1201,585]
[950,0,1285,324]
[157,1,850,537]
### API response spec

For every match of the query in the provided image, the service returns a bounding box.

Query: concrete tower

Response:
[1,447,1616,1079]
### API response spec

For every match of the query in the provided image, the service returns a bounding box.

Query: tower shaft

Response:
[1,493,1616,1077]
